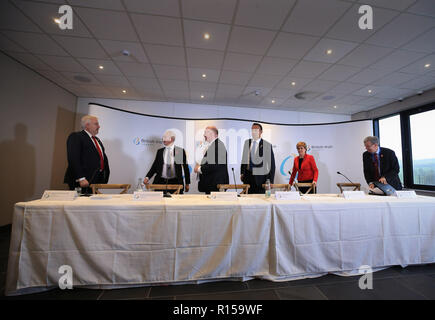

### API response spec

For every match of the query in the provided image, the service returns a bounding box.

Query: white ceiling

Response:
[1,0,435,115]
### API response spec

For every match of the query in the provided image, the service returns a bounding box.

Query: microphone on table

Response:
[337,171,355,184]
[231,168,241,197]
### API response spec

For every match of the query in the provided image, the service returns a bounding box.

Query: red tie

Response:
[92,136,104,170]
[373,153,380,181]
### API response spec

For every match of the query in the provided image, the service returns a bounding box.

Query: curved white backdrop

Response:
[85,103,373,194]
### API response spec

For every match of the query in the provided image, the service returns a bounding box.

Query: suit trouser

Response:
[153,176,184,194]
[244,171,266,194]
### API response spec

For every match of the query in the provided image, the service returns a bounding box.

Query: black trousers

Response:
[244,171,266,194]
[153,176,184,194]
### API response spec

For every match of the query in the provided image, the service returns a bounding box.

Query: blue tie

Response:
[249,141,257,170]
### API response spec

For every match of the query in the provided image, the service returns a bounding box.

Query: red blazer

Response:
[289,154,319,185]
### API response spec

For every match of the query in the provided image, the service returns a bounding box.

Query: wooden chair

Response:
[91,184,131,194]
[217,184,250,194]
[336,183,361,193]
[294,182,317,194]
[145,184,183,194]
[262,183,291,191]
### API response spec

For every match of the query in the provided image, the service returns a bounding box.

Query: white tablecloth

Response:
[5,194,435,295]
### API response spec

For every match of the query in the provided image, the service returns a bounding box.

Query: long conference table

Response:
[5,193,435,296]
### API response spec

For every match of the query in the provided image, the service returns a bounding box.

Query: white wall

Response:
[0,52,77,226]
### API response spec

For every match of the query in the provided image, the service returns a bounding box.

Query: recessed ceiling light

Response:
[200,95,205,99]
[98,65,104,70]
[54,18,60,24]
[368,89,373,93]
[425,63,431,68]
[291,82,296,86]
[333,105,337,109]
[326,49,333,55]
[271,99,276,104]
[122,89,127,94]
[202,74,207,78]
[203,33,210,40]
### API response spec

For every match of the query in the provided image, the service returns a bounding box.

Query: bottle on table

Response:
[265,179,271,198]
[136,178,145,191]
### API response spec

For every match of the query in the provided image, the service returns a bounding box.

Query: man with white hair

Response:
[143,130,190,193]
[64,115,110,193]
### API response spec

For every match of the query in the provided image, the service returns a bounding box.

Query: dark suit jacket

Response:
[64,130,110,189]
[145,146,190,186]
[240,138,275,185]
[198,139,229,193]
[363,147,402,190]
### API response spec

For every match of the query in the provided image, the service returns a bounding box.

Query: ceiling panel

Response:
[115,61,154,77]
[366,13,435,48]
[256,56,298,76]
[219,70,253,86]
[399,54,435,75]
[14,0,92,37]
[0,1,40,32]
[183,20,231,51]
[317,64,361,81]
[222,52,262,73]
[0,32,27,52]
[77,58,123,75]
[186,48,224,69]
[99,40,148,63]
[373,72,418,86]
[287,61,332,78]
[303,38,359,64]
[248,74,282,87]
[370,49,426,73]
[326,4,398,42]
[267,32,319,59]
[338,44,393,68]
[10,52,52,70]
[188,68,220,83]
[359,0,417,11]
[53,35,108,59]
[346,67,388,84]
[124,0,180,17]
[407,0,435,17]
[37,55,87,72]
[283,0,350,36]
[227,26,276,55]
[3,31,68,56]
[68,0,124,10]
[154,65,188,81]
[235,0,295,30]
[144,44,186,67]
[182,0,236,24]
[402,28,435,53]
[131,14,183,46]
[75,7,138,42]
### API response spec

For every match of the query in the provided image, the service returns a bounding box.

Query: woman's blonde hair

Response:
[296,141,307,150]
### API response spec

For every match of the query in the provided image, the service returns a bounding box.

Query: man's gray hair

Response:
[81,115,98,129]
[163,130,176,140]
[364,136,379,145]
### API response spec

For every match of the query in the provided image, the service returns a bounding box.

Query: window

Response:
[379,115,403,183]
[410,109,435,186]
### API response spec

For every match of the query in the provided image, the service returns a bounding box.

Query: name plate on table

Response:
[395,190,417,199]
[275,191,301,200]
[343,191,366,199]
[210,192,238,201]
[133,191,163,201]
[41,190,77,201]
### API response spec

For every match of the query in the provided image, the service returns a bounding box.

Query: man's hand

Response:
[185,184,190,192]
[369,183,375,189]
[194,164,201,173]
[240,174,244,182]
[379,177,387,184]
[143,177,149,184]
[79,179,89,188]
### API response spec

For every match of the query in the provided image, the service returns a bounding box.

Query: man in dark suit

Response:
[64,115,110,193]
[240,123,275,194]
[143,130,190,194]
[363,136,402,190]
[194,126,229,194]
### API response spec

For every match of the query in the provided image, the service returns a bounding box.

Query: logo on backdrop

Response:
[133,137,161,146]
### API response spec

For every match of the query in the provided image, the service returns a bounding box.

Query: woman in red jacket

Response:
[289,141,319,193]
